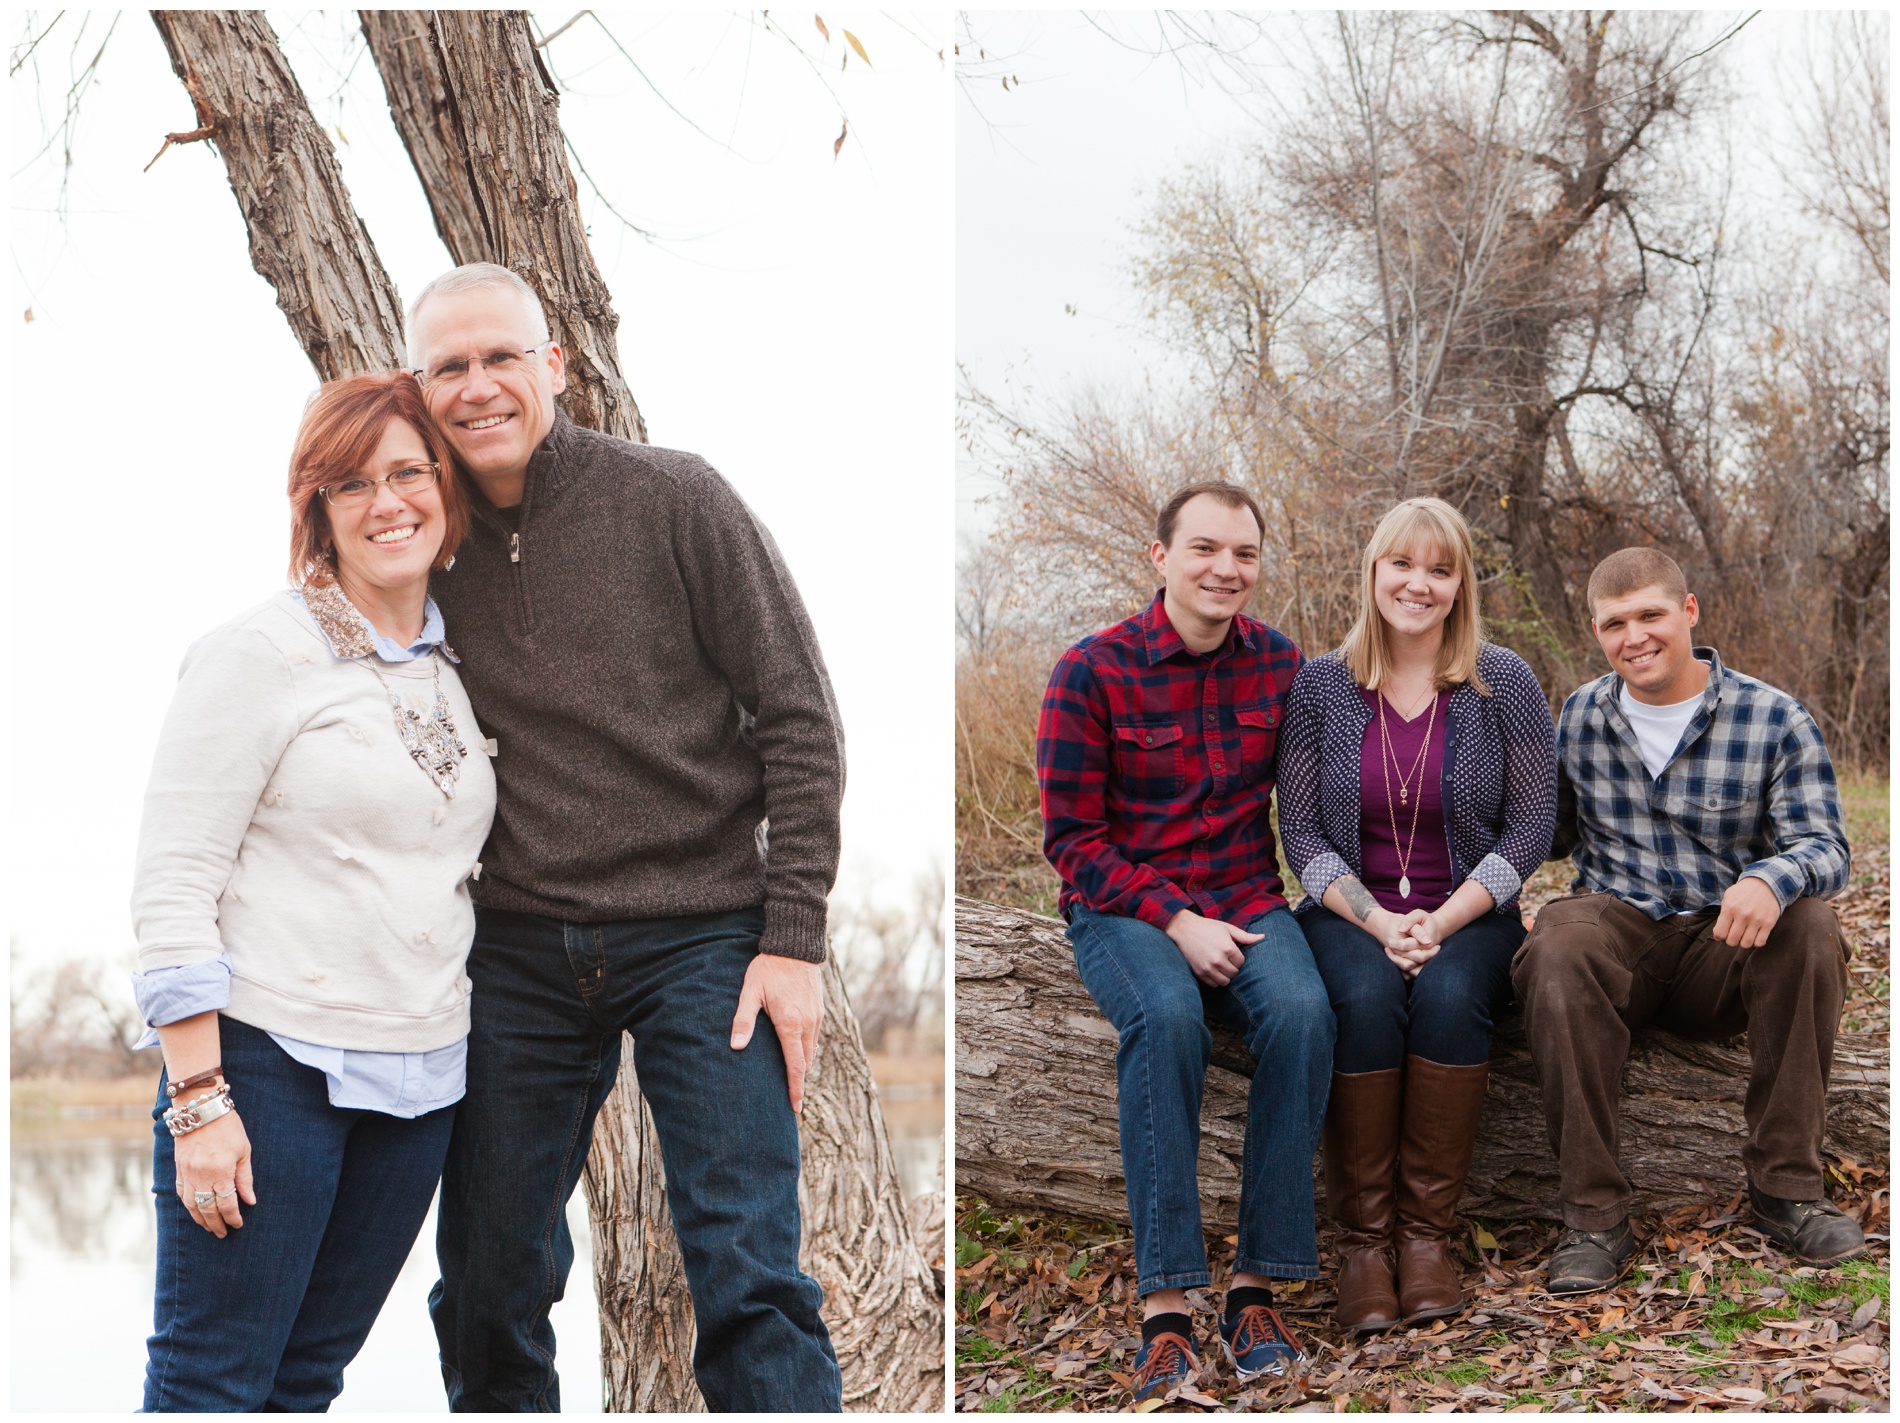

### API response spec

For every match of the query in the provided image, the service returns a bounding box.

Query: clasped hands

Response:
[1369,907,1442,978]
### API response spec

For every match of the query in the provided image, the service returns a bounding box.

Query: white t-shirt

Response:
[1619,685,1702,779]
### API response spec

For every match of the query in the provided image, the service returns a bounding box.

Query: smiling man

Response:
[1515,547,1860,1295]
[408,264,845,1412]
[1036,483,1333,1403]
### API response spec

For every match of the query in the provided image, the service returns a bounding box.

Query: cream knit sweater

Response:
[133,591,497,1052]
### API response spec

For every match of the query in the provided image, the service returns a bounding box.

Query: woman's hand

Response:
[1375,909,1438,977]
[1367,906,1429,956]
[174,1109,256,1238]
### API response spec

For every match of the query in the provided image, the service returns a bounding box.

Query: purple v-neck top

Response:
[1358,688,1456,913]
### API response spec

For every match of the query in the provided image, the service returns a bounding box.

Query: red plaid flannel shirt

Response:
[1037,592,1303,929]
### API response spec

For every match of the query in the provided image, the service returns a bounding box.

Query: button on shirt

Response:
[131,594,466,1117]
[1553,647,1850,918]
[1038,591,1303,929]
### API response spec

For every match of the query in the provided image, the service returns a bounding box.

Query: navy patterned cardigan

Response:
[1277,643,1558,917]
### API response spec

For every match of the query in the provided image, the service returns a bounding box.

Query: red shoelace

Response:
[1229,1304,1302,1359]
[1132,1332,1195,1395]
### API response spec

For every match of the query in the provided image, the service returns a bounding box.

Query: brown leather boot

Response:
[1321,1067,1403,1333]
[1395,1055,1489,1323]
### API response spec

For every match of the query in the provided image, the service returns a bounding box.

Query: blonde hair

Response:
[1341,497,1489,694]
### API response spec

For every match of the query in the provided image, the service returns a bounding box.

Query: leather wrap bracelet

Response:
[167,1065,226,1100]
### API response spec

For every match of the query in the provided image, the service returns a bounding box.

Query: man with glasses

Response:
[411,263,846,1411]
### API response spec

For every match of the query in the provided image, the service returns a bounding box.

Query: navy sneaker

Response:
[1220,1304,1306,1381]
[1129,1330,1198,1403]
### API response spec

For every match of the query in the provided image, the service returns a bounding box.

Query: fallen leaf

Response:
[1851,1296,1882,1330]
[842,28,871,65]
[1721,1386,1766,1402]
[1831,1343,1881,1369]
[1133,1398,1165,1413]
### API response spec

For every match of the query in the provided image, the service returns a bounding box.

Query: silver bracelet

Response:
[164,1090,236,1137]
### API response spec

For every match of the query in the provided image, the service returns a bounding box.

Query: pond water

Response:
[12,1116,942,1413]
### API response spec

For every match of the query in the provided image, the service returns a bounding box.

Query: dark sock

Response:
[1223,1285,1275,1322]
[1141,1311,1192,1345]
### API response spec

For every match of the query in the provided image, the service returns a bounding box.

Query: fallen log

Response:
[955,897,1889,1227]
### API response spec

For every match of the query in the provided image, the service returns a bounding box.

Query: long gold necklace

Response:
[1377,689,1438,900]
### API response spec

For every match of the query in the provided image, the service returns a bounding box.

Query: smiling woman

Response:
[288,375,468,643]
[130,371,497,1410]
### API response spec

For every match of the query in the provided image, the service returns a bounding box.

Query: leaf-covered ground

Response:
[955,801,1890,1413]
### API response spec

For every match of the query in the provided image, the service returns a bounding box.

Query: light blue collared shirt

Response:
[132,592,467,1118]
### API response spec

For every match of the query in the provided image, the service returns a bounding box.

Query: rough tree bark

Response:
[357,10,644,442]
[589,962,945,1412]
[356,11,941,1408]
[151,10,405,377]
[956,898,1889,1227]
[150,8,941,1412]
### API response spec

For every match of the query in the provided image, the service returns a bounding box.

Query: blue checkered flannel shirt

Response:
[1552,647,1849,918]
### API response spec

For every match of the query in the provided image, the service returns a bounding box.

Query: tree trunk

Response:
[153,9,940,1411]
[955,897,1889,1226]
[357,10,644,442]
[588,960,945,1412]
[151,10,405,378]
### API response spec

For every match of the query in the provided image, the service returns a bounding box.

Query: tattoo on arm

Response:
[1337,877,1378,926]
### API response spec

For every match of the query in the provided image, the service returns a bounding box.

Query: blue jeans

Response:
[143,1015,455,1412]
[429,905,841,1413]
[1301,906,1523,1073]
[1066,907,1335,1296]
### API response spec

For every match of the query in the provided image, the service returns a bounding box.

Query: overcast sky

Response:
[954,9,1850,535]
[8,11,951,974]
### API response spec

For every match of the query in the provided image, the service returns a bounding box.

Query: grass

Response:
[1837,771,1888,859]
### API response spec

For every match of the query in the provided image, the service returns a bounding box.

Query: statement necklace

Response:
[1376,688,1438,900]
[367,656,467,799]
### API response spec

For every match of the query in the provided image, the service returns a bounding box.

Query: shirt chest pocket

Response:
[1236,704,1280,784]
[1111,719,1186,799]
[1659,782,1753,852]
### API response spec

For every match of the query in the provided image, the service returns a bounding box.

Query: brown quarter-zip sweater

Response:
[430,414,845,962]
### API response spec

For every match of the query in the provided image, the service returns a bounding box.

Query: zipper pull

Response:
[509,532,521,564]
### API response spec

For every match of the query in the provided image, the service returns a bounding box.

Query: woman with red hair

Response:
[130,372,495,1410]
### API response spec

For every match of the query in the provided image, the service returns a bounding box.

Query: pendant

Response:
[1399,789,1408,803]
[1399,875,1412,900]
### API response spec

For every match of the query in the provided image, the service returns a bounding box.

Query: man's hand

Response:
[1165,909,1264,986]
[730,953,825,1114]
[1712,876,1783,949]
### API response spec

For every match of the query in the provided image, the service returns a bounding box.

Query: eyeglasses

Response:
[412,344,548,391]
[319,463,440,507]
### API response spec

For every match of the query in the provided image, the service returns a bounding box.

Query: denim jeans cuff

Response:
[1233,1257,1320,1281]
[1136,1268,1213,1298]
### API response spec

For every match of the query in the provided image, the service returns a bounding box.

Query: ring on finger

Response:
[193,1189,216,1209]
[215,1187,238,1200]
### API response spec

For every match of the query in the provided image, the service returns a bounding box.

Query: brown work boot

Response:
[1321,1067,1403,1333]
[1394,1056,1489,1323]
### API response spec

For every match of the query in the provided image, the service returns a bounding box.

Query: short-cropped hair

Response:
[405,262,551,368]
[1155,481,1267,549]
[286,372,469,587]
[1587,547,1688,619]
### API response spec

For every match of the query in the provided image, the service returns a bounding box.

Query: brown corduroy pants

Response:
[1511,892,1849,1230]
